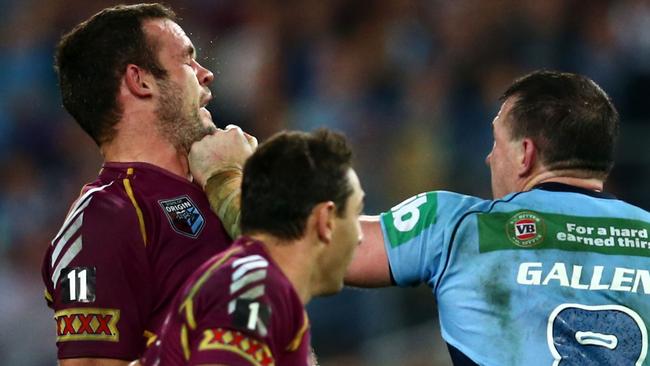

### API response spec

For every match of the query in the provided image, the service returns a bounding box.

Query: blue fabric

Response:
[381,184,650,365]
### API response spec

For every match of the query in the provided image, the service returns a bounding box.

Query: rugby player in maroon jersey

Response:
[139,129,364,366]
[42,4,255,365]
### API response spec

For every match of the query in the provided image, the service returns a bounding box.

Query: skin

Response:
[100,18,215,180]
[188,94,608,290]
[312,169,365,297]
[189,125,258,189]
[249,169,365,305]
[344,96,605,287]
[60,17,216,366]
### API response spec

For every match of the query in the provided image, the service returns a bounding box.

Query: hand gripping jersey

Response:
[141,237,312,366]
[41,162,232,360]
[381,182,650,366]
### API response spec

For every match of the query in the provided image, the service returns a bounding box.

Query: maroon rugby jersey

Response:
[41,162,232,360]
[141,237,312,366]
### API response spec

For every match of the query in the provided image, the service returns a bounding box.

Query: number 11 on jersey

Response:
[61,267,96,303]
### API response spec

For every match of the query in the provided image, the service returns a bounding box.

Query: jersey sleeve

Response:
[42,188,151,360]
[380,191,485,287]
[186,255,304,366]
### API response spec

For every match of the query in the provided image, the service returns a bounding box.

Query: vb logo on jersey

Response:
[159,195,205,238]
[507,211,545,248]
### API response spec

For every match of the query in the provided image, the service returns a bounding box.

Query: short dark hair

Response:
[55,3,175,145]
[501,70,619,177]
[241,129,354,240]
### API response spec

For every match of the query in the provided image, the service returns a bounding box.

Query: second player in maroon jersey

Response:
[142,129,365,365]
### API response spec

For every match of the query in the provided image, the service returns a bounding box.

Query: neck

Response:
[522,170,604,192]
[100,121,190,180]
[250,233,314,305]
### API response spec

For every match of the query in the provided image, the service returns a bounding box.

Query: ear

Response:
[518,137,537,177]
[314,201,336,244]
[124,64,154,98]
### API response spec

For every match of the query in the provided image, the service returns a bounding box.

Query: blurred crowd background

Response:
[2,0,650,364]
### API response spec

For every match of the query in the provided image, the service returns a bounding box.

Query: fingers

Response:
[225,124,258,149]
[243,132,258,149]
[225,124,242,132]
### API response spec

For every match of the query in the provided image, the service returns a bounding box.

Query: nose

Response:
[485,152,491,166]
[196,61,214,86]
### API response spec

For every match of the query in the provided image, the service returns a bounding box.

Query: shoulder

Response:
[382,190,490,220]
[192,249,294,316]
[74,180,138,217]
[188,246,303,340]
[46,180,145,274]
[380,190,490,239]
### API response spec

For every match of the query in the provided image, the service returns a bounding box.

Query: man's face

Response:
[144,18,216,154]
[318,169,364,296]
[486,97,521,199]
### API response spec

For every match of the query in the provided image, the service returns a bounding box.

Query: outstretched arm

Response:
[344,215,393,287]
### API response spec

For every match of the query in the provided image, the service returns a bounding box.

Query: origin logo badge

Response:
[506,211,545,248]
[159,195,205,238]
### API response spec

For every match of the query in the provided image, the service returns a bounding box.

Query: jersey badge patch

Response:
[199,328,275,366]
[159,195,205,238]
[55,308,120,342]
[507,211,546,248]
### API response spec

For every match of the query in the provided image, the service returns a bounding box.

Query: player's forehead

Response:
[142,18,195,58]
[493,97,517,135]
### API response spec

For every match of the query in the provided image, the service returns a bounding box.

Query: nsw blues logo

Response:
[159,196,205,238]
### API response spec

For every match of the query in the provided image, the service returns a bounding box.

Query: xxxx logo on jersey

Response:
[55,308,119,342]
[199,328,274,366]
[507,211,546,248]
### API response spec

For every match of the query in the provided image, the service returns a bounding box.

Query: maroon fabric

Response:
[42,162,232,360]
[141,237,312,366]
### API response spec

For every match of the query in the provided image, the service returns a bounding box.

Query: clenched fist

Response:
[189,124,258,187]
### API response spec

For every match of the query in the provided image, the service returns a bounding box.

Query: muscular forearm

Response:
[204,166,243,239]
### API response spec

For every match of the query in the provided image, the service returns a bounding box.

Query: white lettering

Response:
[570,265,589,290]
[610,267,635,291]
[590,266,609,290]
[632,270,650,294]
[542,263,570,287]
[516,262,650,295]
[517,262,543,285]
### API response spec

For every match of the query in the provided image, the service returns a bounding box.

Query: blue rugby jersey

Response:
[381,182,650,366]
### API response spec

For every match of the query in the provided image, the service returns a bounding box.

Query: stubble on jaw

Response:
[155,78,215,154]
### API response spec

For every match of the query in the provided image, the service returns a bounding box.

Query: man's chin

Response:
[199,111,217,134]
[200,121,217,135]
